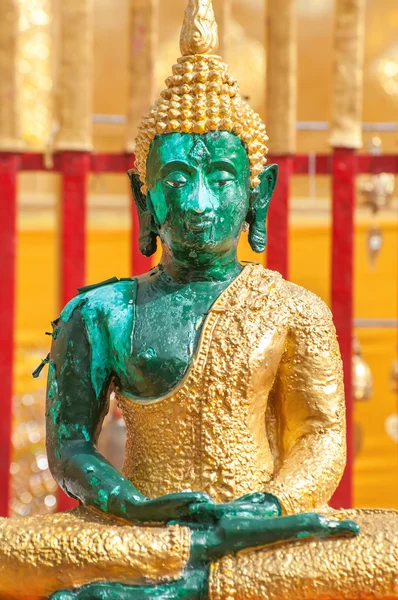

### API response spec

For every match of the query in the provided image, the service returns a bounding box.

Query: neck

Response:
[159,245,242,283]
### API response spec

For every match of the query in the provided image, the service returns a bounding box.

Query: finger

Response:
[191,502,217,513]
[289,514,360,539]
[327,519,360,537]
[71,583,138,600]
[190,502,276,525]
[167,492,214,505]
[238,492,267,504]
[236,493,281,516]
[202,512,361,562]
[148,492,211,511]
[230,502,279,517]
[189,502,219,523]
[192,502,264,516]
[167,519,203,529]
[189,492,214,504]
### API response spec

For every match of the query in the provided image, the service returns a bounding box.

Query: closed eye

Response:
[208,169,235,188]
[166,180,187,189]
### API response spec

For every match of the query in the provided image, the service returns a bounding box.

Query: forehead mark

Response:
[188,137,211,165]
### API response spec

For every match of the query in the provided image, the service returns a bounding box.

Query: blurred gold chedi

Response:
[18,0,53,149]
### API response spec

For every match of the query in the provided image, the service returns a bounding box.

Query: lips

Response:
[184,215,214,232]
[187,220,212,231]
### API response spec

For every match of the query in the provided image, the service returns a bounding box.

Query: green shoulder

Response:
[54,277,137,398]
[59,277,136,324]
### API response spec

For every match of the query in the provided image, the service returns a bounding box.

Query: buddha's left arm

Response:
[264,288,346,514]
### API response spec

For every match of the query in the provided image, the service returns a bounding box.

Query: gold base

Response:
[0,507,397,599]
[210,509,398,600]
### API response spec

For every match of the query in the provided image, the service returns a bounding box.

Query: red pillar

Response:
[58,151,89,511]
[330,147,355,509]
[0,153,18,517]
[59,151,89,306]
[266,155,292,279]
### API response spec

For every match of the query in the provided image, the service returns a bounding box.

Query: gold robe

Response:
[1,264,397,599]
[119,263,346,513]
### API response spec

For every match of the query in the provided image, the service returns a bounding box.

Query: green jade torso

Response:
[44,131,358,600]
[129,268,241,398]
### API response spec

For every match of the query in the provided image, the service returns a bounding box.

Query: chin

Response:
[176,237,237,257]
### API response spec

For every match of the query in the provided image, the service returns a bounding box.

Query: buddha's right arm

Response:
[46,306,148,519]
[46,305,211,523]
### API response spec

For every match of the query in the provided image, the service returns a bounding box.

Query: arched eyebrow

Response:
[208,160,238,176]
[158,161,196,178]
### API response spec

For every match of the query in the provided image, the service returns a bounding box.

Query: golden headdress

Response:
[134,0,268,194]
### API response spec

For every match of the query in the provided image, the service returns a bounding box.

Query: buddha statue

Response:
[0,1,397,599]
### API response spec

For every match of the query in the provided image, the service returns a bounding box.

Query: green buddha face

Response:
[146,131,251,255]
[129,130,278,260]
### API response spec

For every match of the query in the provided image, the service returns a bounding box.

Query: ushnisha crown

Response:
[134,0,269,194]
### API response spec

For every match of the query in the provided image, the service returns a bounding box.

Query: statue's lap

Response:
[1,507,397,600]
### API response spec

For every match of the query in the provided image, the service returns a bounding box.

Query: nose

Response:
[190,178,213,215]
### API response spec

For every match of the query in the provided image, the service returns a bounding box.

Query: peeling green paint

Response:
[95,489,109,512]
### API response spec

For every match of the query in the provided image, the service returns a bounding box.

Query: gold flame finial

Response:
[180,0,219,56]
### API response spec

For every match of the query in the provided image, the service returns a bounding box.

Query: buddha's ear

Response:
[247,163,278,253]
[127,169,158,257]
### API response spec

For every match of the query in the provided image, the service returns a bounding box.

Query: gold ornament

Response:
[352,337,373,402]
[180,0,218,56]
[358,138,395,268]
[134,0,268,194]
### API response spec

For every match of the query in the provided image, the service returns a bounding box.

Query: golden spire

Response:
[180,0,219,56]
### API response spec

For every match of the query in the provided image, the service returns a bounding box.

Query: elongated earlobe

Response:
[247,163,278,253]
[127,170,158,257]
[248,211,267,253]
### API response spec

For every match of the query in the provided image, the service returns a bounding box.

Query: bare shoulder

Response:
[58,277,137,325]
